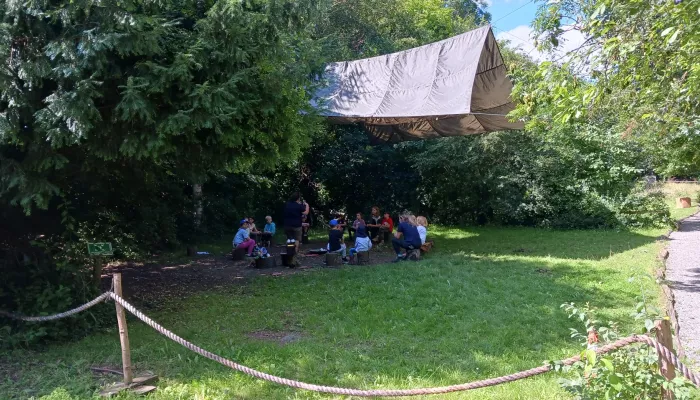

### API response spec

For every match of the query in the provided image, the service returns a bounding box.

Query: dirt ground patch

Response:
[102,239,398,309]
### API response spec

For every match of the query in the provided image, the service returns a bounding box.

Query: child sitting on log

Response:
[262,216,276,247]
[416,216,434,252]
[233,219,256,257]
[349,225,372,263]
[327,219,348,263]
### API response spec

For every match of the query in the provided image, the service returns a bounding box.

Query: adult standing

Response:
[283,192,309,252]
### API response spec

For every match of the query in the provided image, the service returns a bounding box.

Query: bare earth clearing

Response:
[102,239,397,309]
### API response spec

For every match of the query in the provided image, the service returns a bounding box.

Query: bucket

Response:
[255,256,276,269]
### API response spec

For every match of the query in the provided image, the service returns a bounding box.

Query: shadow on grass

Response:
[430,226,658,261]
[6,251,645,399]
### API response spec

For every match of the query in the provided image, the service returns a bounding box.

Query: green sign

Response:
[88,242,113,256]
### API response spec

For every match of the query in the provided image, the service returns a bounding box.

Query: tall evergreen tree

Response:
[0,0,323,343]
[0,0,322,213]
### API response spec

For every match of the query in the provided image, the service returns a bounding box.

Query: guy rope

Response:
[2,281,699,397]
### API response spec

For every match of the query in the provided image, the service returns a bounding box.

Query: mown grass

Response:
[2,200,699,399]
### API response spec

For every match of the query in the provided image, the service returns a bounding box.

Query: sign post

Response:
[99,270,158,396]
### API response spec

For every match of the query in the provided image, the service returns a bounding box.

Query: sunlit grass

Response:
[5,188,700,399]
[6,215,695,400]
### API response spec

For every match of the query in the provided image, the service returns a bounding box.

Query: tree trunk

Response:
[193,183,203,228]
[188,183,203,256]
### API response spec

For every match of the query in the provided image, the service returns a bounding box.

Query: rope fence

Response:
[2,286,699,396]
[0,292,112,322]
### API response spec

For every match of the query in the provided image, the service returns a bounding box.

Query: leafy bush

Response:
[299,127,669,230]
[0,233,111,348]
[38,388,80,400]
[614,188,673,229]
[553,303,695,400]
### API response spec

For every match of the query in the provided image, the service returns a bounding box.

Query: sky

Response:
[486,0,587,62]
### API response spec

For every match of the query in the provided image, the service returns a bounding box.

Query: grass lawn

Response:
[2,204,699,399]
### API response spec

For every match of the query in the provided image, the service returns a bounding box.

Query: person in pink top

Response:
[233,219,256,256]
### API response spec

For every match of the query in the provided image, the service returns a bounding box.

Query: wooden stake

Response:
[655,319,675,400]
[93,256,104,288]
[113,273,133,384]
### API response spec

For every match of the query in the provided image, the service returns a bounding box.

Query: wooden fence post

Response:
[113,273,133,384]
[656,319,675,400]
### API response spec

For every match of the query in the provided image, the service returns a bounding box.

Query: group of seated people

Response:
[327,207,429,264]
[232,206,429,265]
[232,216,277,257]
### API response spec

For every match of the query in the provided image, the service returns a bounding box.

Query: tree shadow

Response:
[430,226,658,261]
[12,253,646,399]
[667,268,700,294]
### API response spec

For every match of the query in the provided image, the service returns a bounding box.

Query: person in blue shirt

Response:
[262,216,276,247]
[327,219,348,262]
[233,219,256,256]
[391,213,422,262]
[349,225,372,263]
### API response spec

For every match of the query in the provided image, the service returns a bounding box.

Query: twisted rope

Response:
[110,293,700,396]
[0,292,112,322]
[637,335,700,387]
[2,290,698,395]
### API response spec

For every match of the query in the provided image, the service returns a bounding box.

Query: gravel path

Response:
[666,212,700,367]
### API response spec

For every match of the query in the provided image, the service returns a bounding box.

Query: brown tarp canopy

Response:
[311,25,523,143]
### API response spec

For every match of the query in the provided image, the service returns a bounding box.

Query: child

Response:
[348,212,365,240]
[380,212,394,244]
[301,213,310,243]
[416,216,428,245]
[327,219,348,262]
[247,217,261,242]
[233,219,256,257]
[349,225,372,262]
[247,217,259,232]
[336,212,347,236]
[262,216,276,247]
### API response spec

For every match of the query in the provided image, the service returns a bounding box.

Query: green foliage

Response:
[305,126,670,229]
[525,0,700,176]
[300,126,421,217]
[0,0,323,346]
[615,187,673,229]
[314,0,489,61]
[553,303,695,400]
[37,388,80,400]
[0,0,323,211]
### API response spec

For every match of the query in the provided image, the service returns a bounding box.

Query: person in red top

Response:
[380,212,394,244]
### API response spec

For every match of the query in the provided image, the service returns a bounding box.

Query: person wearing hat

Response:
[327,219,348,262]
[349,225,372,262]
[233,219,256,257]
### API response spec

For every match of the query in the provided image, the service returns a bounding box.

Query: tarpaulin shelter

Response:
[311,25,523,143]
